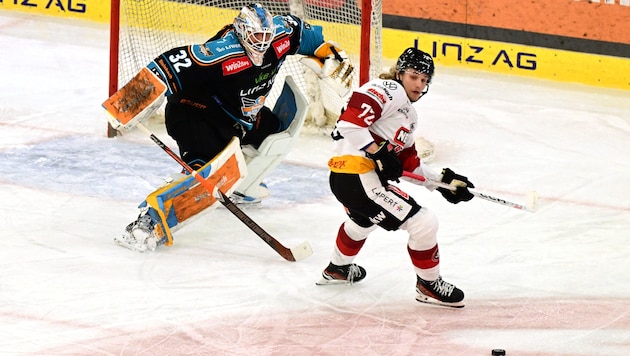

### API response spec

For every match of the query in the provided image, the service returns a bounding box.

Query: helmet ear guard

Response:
[234,3,276,66]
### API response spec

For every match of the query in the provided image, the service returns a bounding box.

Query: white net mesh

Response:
[113,0,382,128]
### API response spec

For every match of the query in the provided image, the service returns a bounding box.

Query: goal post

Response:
[107,0,383,137]
[107,0,121,138]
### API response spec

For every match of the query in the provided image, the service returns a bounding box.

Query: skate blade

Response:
[315,274,358,286]
[114,238,148,252]
[415,294,465,308]
[315,278,351,285]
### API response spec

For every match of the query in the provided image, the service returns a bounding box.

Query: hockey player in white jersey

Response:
[317,47,475,308]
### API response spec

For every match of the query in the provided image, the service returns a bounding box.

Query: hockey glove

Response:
[367,141,403,187]
[437,168,475,204]
[299,41,354,97]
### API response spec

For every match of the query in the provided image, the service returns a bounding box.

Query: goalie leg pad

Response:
[235,137,292,201]
[135,137,247,247]
[234,76,307,201]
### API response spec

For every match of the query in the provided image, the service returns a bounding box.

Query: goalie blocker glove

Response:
[366,141,403,187]
[437,168,475,204]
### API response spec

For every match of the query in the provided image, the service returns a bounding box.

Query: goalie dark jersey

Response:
[146,14,324,130]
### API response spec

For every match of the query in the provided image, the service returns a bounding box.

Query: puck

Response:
[491,349,505,356]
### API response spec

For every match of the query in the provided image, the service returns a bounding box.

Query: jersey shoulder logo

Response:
[383,80,398,90]
[279,15,298,29]
[192,33,245,65]
[272,37,291,58]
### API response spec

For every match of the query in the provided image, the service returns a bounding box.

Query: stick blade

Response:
[290,241,313,261]
[526,190,540,213]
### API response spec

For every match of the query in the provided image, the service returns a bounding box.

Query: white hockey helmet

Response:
[234,3,276,66]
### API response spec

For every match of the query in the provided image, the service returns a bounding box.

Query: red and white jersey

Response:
[329,78,423,175]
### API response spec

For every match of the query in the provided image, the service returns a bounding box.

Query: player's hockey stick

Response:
[136,123,313,261]
[402,171,539,213]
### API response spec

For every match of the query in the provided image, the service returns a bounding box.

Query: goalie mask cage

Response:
[108,0,383,137]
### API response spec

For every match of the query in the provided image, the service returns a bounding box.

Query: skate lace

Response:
[431,277,454,297]
[346,264,361,284]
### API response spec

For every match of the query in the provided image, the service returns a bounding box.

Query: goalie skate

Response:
[231,183,269,204]
[114,210,158,252]
[415,275,465,308]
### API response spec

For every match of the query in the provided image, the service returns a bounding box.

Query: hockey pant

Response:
[329,170,441,280]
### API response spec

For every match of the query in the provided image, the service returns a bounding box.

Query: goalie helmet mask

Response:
[396,47,435,98]
[234,3,276,66]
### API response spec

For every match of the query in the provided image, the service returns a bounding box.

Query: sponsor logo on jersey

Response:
[383,81,398,90]
[369,211,386,224]
[386,184,410,200]
[367,88,387,104]
[199,45,212,56]
[282,15,299,28]
[157,58,174,81]
[328,158,346,170]
[371,187,405,211]
[255,71,272,84]
[394,127,411,147]
[179,98,207,110]
[240,80,274,96]
[273,38,291,58]
[215,43,242,53]
[374,83,394,100]
[222,57,252,75]
[240,95,265,117]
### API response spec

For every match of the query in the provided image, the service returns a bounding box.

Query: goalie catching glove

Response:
[367,141,403,187]
[300,40,354,97]
[437,168,475,204]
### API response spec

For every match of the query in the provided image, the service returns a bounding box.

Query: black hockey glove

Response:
[366,141,403,187]
[437,168,475,204]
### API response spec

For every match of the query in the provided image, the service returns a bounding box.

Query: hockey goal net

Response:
[108,0,383,137]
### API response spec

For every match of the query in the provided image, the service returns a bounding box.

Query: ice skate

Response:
[415,275,465,308]
[316,262,366,285]
[114,210,158,252]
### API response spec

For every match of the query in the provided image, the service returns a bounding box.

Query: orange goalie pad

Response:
[170,154,242,224]
[102,67,167,131]
[144,137,247,246]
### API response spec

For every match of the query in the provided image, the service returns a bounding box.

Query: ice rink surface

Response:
[1,12,629,355]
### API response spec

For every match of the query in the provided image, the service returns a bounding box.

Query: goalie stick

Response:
[135,123,313,261]
[402,171,539,213]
